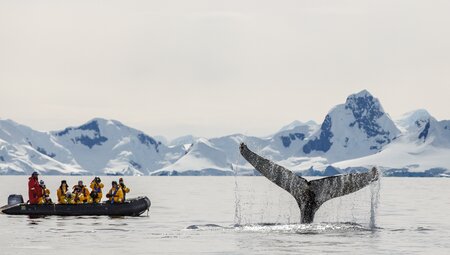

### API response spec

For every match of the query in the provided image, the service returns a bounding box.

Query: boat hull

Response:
[0,196,151,217]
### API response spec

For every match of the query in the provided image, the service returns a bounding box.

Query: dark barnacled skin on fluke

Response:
[239,143,379,224]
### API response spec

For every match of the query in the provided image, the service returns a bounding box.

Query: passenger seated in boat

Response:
[65,192,76,204]
[119,178,130,201]
[38,180,52,204]
[73,180,91,204]
[106,181,124,203]
[90,177,104,203]
[57,180,69,204]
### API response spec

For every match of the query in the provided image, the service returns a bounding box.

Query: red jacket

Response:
[28,177,42,204]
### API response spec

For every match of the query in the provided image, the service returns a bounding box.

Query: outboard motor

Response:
[8,194,24,206]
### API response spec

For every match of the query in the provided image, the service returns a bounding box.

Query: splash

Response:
[233,164,242,225]
[369,173,381,229]
[238,222,370,234]
[186,222,371,234]
[240,144,380,224]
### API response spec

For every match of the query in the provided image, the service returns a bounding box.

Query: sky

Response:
[1,0,449,140]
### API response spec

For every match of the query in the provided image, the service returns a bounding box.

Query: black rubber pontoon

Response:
[0,196,151,217]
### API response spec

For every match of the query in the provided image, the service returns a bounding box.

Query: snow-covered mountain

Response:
[153,138,234,176]
[395,109,450,147]
[169,135,199,147]
[331,109,450,177]
[302,90,401,162]
[0,119,85,175]
[278,120,318,133]
[0,118,187,175]
[153,134,270,176]
[1,90,448,177]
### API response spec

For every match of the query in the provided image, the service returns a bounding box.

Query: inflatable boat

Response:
[0,194,151,217]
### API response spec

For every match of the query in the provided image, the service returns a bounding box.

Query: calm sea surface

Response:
[0,176,449,254]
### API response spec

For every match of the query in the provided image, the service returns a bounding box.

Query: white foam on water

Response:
[238,222,370,234]
[186,222,371,234]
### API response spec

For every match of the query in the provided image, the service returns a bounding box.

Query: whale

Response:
[239,143,379,224]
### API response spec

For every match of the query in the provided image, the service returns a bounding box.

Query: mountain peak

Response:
[279,120,318,132]
[395,109,433,133]
[394,109,443,144]
[345,90,379,108]
[344,90,389,138]
[0,118,18,125]
[0,118,33,131]
[352,89,372,97]
[303,90,400,161]
[169,135,198,146]
[397,109,431,123]
[83,118,125,128]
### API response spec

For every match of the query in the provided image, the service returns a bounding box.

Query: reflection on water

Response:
[27,219,41,225]
[0,176,449,254]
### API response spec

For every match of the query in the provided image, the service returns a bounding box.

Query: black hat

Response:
[61,180,67,184]
[112,181,118,185]
[32,171,39,176]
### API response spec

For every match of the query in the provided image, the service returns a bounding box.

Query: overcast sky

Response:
[1,0,449,140]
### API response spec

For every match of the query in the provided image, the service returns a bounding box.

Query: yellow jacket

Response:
[43,188,50,197]
[120,184,130,194]
[74,186,91,204]
[90,181,104,194]
[107,187,124,203]
[38,188,51,204]
[57,186,68,204]
[65,196,76,204]
[119,184,130,201]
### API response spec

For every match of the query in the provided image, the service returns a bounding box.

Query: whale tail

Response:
[239,143,379,223]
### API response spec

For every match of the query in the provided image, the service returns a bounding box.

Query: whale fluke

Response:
[239,143,379,223]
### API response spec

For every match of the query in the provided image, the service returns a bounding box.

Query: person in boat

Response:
[57,180,69,204]
[28,171,42,204]
[106,181,124,203]
[65,191,76,204]
[73,180,91,204]
[118,178,130,201]
[38,180,52,204]
[90,176,104,203]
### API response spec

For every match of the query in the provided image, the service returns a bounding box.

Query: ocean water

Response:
[0,176,449,254]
